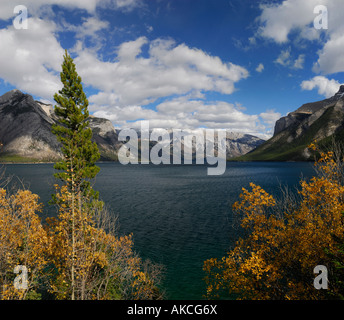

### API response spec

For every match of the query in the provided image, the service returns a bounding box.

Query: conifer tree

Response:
[48,49,163,301]
[52,49,100,199]
[51,50,101,300]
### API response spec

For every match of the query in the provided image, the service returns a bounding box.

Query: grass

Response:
[0,153,59,164]
[0,154,39,163]
[0,151,118,164]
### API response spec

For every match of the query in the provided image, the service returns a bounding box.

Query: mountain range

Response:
[0,89,265,163]
[239,85,344,161]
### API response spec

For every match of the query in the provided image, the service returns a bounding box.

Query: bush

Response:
[204,143,344,300]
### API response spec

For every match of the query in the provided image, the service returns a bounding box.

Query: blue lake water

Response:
[2,162,316,299]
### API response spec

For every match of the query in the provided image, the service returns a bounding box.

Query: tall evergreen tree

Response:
[51,50,101,300]
[52,49,100,199]
[48,49,163,301]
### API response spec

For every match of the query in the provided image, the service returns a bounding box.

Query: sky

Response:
[0,0,344,139]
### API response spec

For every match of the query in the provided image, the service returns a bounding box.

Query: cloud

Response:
[0,0,140,20]
[313,32,344,74]
[101,0,141,11]
[256,63,264,73]
[0,17,64,99]
[0,1,96,20]
[275,48,305,69]
[90,94,277,139]
[257,0,344,75]
[0,9,255,133]
[117,36,148,62]
[257,0,324,44]
[275,48,292,66]
[75,37,249,107]
[301,76,340,98]
[257,110,282,138]
[72,36,266,134]
[0,1,277,138]
[293,54,305,69]
[74,17,110,39]
[259,110,282,125]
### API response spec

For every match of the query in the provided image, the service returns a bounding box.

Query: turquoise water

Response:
[2,162,316,299]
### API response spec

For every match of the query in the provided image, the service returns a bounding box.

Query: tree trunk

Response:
[71,159,75,301]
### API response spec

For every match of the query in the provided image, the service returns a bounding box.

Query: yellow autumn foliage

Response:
[46,184,163,300]
[0,184,163,300]
[204,145,344,300]
[0,188,48,299]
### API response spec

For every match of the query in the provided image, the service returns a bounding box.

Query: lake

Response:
[2,162,316,300]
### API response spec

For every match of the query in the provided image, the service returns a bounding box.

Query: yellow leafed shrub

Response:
[204,145,344,300]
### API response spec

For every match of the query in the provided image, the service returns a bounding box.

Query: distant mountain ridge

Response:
[239,85,344,161]
[0,89,265,162]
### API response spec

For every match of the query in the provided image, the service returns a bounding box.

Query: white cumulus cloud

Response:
[0,17,64,99]
[257,0,344,75]
[257,0,325,43]
[76,37,249,107]
[301,76,340,98]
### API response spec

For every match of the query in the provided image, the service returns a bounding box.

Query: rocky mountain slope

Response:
[0,89,61,161]
[0,89,120,162]
[0,89,264,162]
[239,85,344,161]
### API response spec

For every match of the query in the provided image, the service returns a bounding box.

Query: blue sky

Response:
[0,0,344,139]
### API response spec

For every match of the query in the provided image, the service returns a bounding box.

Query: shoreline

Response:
[0,159,313,165]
